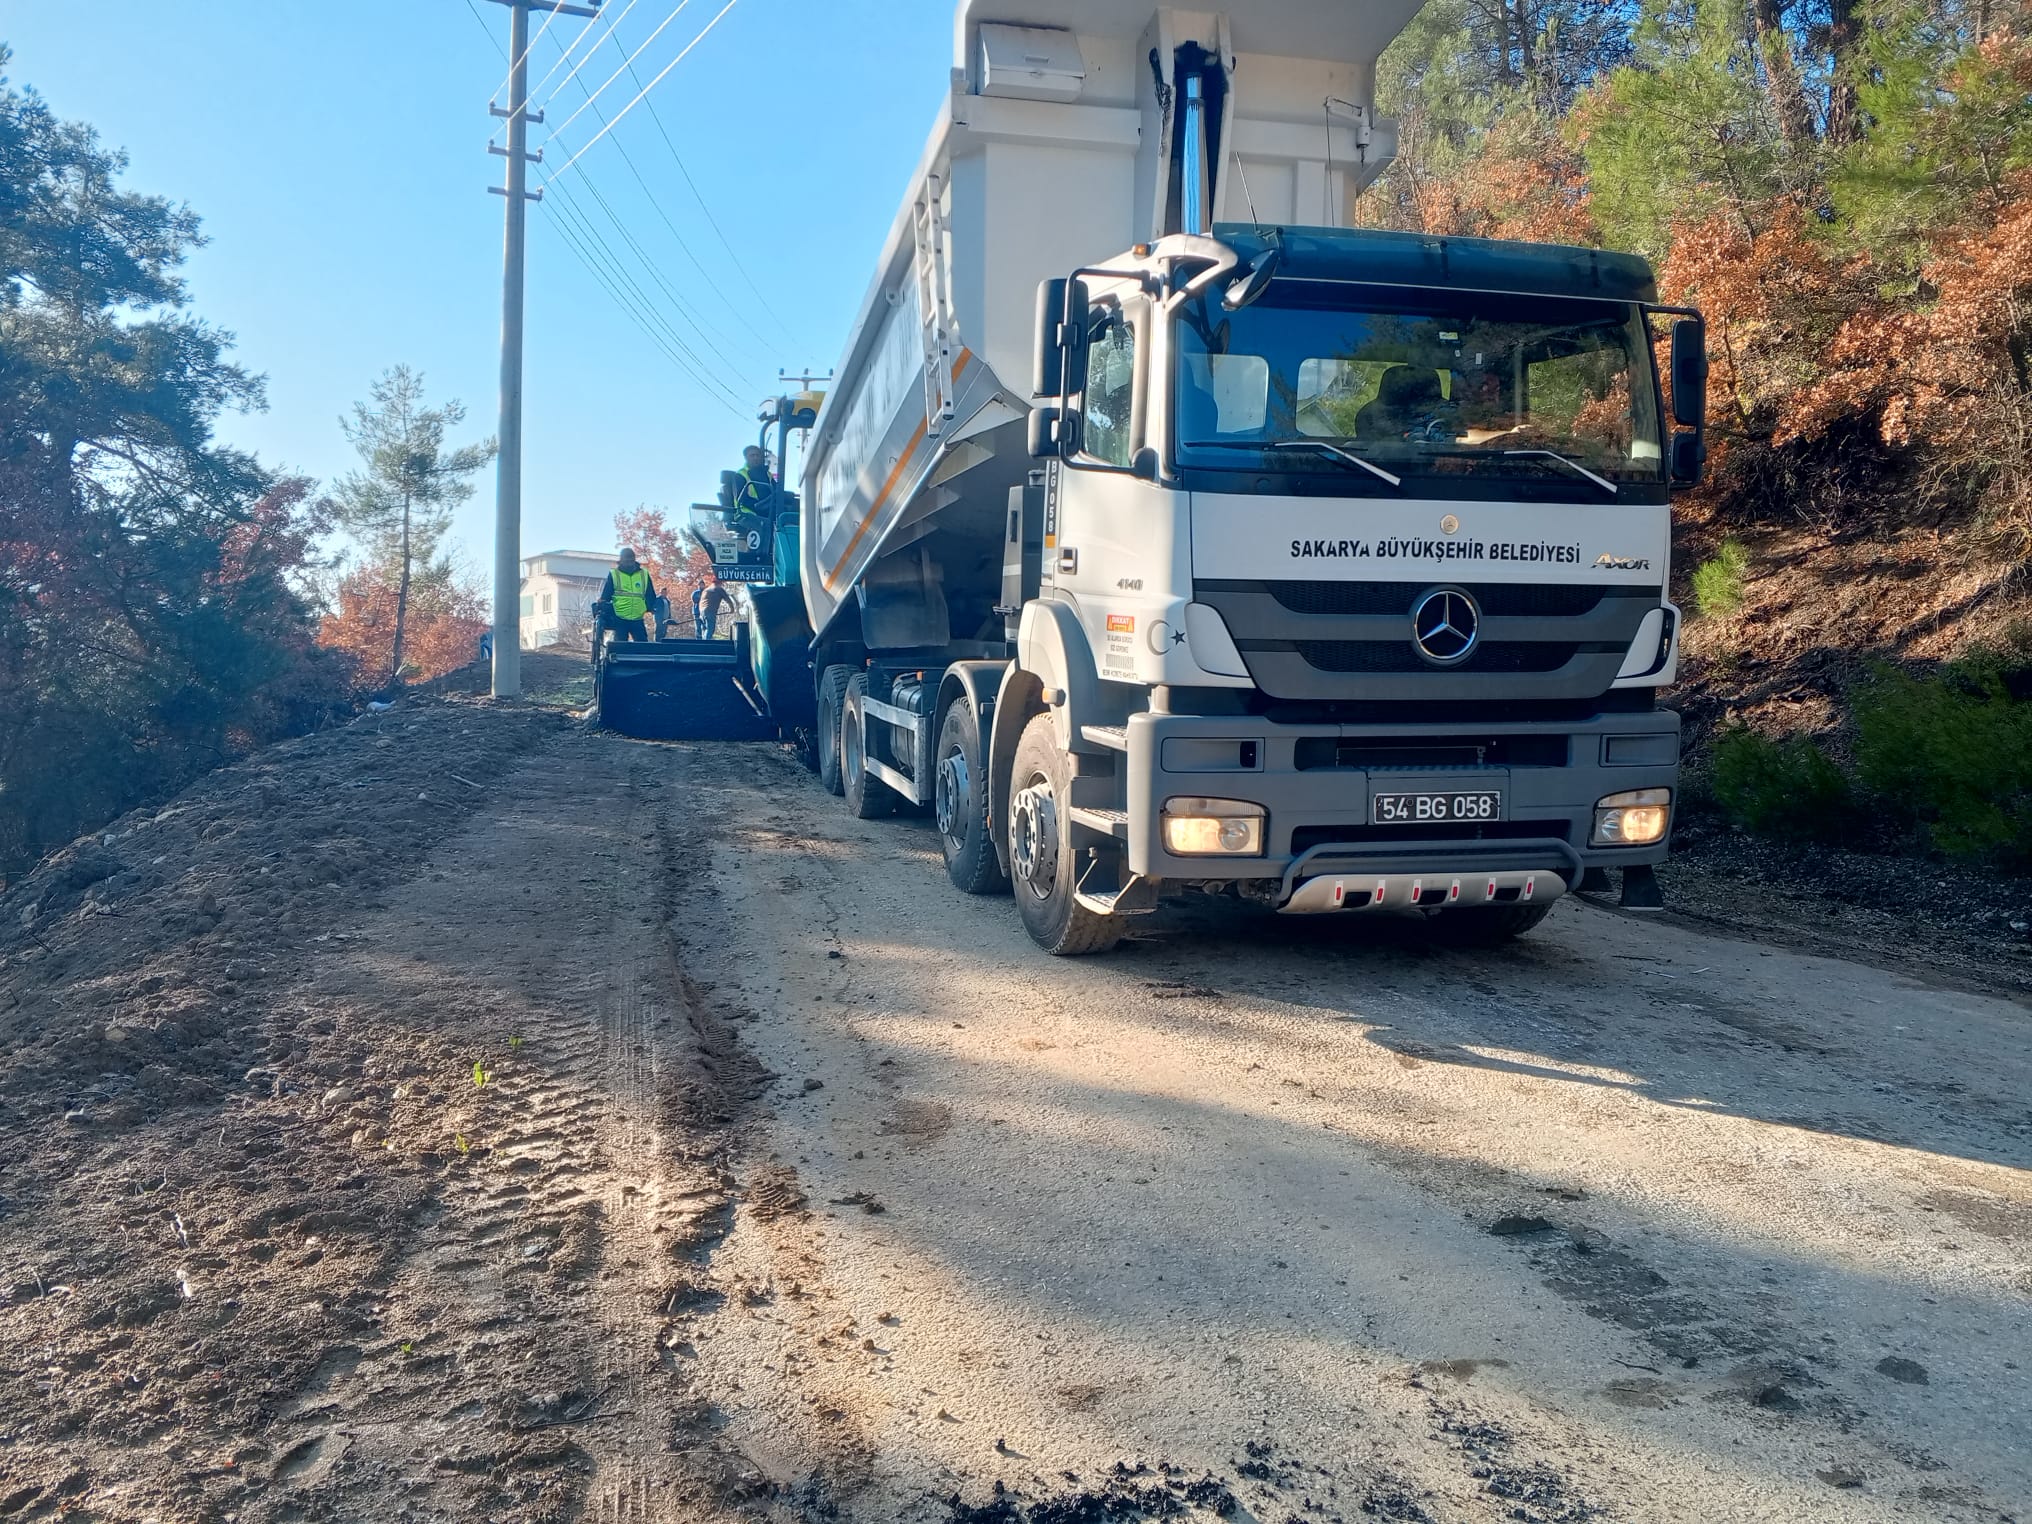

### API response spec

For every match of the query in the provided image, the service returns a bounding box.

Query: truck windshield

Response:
[1173,287,1664,487]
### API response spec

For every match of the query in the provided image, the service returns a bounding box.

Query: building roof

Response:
[523,550,618,581]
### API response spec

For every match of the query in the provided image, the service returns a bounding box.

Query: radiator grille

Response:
[1254,582,1611,619]
[1287,640,1581,675]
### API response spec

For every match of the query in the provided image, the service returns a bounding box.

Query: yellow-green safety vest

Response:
[611,567,650,622]
[736,466,773,513]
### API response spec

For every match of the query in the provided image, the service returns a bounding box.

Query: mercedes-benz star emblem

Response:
[1412,588,1481,666]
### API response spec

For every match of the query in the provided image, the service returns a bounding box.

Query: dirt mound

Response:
[0,697,563,1134]
[0,695,584,1520]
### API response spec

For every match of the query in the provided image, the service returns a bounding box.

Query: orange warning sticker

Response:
[1107,614,1136,634]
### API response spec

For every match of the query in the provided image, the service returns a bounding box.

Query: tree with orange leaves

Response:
[318,557,488,688]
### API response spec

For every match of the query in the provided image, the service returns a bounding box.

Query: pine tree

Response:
[328,367,494,684]
[0,48,348,874]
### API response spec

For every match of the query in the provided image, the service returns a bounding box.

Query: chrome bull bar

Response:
[1276,837,1585,916]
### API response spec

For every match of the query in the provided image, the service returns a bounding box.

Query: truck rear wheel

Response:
[936,699,1008,896]
[842,675,897,820]
[816,665,852,796]
[1008,713,1120,956]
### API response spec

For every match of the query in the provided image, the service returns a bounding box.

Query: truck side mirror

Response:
[1671,431,1707,484]
[1670,318,1707,431]
[1059,277,1091,395]
[1032,276,1093,456]
[1034,279,1068,397]
[1668,316,1708,484]
[1029,406,1083,460]
[1224,247,1281,312]
[1028,406,1063,459]
[1032,277,1091,397]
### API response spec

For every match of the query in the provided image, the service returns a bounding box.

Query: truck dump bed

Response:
[801,0,1426,643]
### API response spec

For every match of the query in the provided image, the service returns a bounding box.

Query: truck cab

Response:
[1005,225,1706,948]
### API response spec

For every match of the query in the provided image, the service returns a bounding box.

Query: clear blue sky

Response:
[0,0,954,577]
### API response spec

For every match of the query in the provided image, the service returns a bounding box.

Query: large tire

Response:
[816,665,852,796]
[1008,712,1120,956]
[842,675,897,820]
[935,699,1009,895]
[1429,903,1554,946]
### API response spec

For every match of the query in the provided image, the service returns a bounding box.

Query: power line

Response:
[601,18,797,342]
[462,0,507,58]
[562,170,756,388]
[522,18,767,383]
[550,189,731,392]
[543,0,744,187]
[525,0,640,104]
[538,25,777,356]
[490,0,569,108]
[505,0,793,353]
[462,1,749,420]
[543,0,700,142]
[542,187,749,417]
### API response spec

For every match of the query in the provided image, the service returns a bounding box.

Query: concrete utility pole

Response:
[485,0,600,698]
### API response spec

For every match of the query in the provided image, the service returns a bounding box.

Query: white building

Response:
[520,550,615,650]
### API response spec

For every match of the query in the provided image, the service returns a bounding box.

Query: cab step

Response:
[1069,805,1130,840]
[1081,725,1129,752]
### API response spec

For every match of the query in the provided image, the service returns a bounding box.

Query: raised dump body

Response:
[802,0,1427,642]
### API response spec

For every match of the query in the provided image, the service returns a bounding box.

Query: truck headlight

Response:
[1162,798,1266,857]
[1593,788,1672,847]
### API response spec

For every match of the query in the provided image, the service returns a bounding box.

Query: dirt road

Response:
[2,693,2027,1523]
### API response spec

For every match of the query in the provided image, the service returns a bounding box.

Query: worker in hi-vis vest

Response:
[597,549,659,648]
[734,445,775,514]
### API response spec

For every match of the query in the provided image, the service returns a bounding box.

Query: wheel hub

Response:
[1009,782,1058,893]
[843,706,864,781]
[935,749,969,839]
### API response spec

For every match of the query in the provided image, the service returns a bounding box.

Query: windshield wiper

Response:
[1503,449,1618,496]
[1185,439,1403,489]
[1271,441,1405,488]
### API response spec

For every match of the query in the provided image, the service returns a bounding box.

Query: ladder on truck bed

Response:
[913,173,957,439]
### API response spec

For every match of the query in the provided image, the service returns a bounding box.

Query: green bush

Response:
[1692,538,1751,618]
[1708,725,1853,841]
[1853,659,2032,864]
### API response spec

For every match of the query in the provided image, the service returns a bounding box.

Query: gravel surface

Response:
[676,745,2032,1524]
[1,708,2025,1523]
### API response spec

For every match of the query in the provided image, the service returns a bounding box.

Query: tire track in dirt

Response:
[238,736,786,1524]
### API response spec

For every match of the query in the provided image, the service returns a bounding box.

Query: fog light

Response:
[1162,798,1266,857]
[1593,788,1672,847]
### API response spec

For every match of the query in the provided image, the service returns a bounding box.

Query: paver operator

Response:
[733,446,776,518]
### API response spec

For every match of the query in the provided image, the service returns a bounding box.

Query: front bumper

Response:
[1115,707,1680,907]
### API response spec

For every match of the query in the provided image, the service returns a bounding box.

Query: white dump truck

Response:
[734,0,1708,954]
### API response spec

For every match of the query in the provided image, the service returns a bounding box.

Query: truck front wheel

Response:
[1008,713,1120,956]
[936,699,1008,896]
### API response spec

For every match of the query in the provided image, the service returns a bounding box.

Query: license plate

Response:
[1373,790,1504,825]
